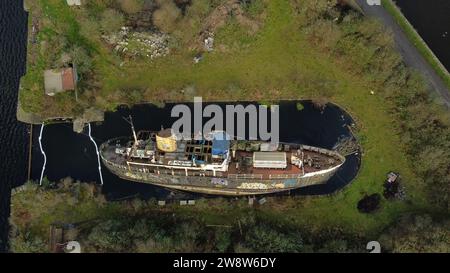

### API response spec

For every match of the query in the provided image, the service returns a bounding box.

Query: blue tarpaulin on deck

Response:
[212,131,230,156]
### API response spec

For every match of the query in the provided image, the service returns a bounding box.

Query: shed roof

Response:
[44,70,63,95]
[61,68,75,90]
[44,68,76,96]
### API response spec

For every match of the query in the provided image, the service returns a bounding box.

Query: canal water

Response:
[0,1,28,251]
[395,0,450,71]
[30,101,361,199]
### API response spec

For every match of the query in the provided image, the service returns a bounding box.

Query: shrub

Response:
[68,46,92,75]
[214,229,232,252]
[100,9,124,34]
[244,225,303,252]
[379,214,450,253]
[87,219,132,252]
[152,0,181,33]
[117,0,145,14]
[357,193,381,213]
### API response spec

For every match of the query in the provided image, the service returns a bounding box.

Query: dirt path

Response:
[355,0,450,108]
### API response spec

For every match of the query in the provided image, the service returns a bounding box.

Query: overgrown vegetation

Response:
[21,0,266,115]
[379,214,450,252]
[10,182,448,253]
[293,0,450,210]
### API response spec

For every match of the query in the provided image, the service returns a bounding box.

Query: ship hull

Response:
[101,157,343,196]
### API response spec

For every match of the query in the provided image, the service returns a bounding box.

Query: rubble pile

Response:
[103,27,170,59]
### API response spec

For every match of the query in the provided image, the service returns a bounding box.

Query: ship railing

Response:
[128,166,228,178]
[268,174,303,179]
[102,159,128,170]
[103,158,230,178]
[301,144,341,157]
[227,174,263,180]
[279,142,338,156]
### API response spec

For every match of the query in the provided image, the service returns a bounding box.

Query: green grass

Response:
[382,0,450,90]
[102,0,322,101]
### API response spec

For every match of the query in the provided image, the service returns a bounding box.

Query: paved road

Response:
[355,0,450,108]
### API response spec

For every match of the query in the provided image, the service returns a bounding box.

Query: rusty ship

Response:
[99,126,346,196]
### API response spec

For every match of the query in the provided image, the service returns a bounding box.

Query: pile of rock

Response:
[204,34,214,51]
[103,27,170,59]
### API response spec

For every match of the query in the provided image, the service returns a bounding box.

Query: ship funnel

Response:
[156,128,177,152]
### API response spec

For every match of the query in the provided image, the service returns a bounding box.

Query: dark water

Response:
[395,0,450,71]
[31,101,361,199]
[0,1,28,251]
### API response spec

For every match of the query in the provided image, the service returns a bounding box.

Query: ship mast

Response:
[123,115,138,144]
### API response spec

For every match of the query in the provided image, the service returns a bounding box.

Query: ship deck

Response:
[227,150,337,179]
[100,137,344,181]
[227,162,302,175]
[99,134,346,195]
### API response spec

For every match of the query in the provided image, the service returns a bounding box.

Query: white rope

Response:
[88,123,104,185]
[38,123,47,185]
